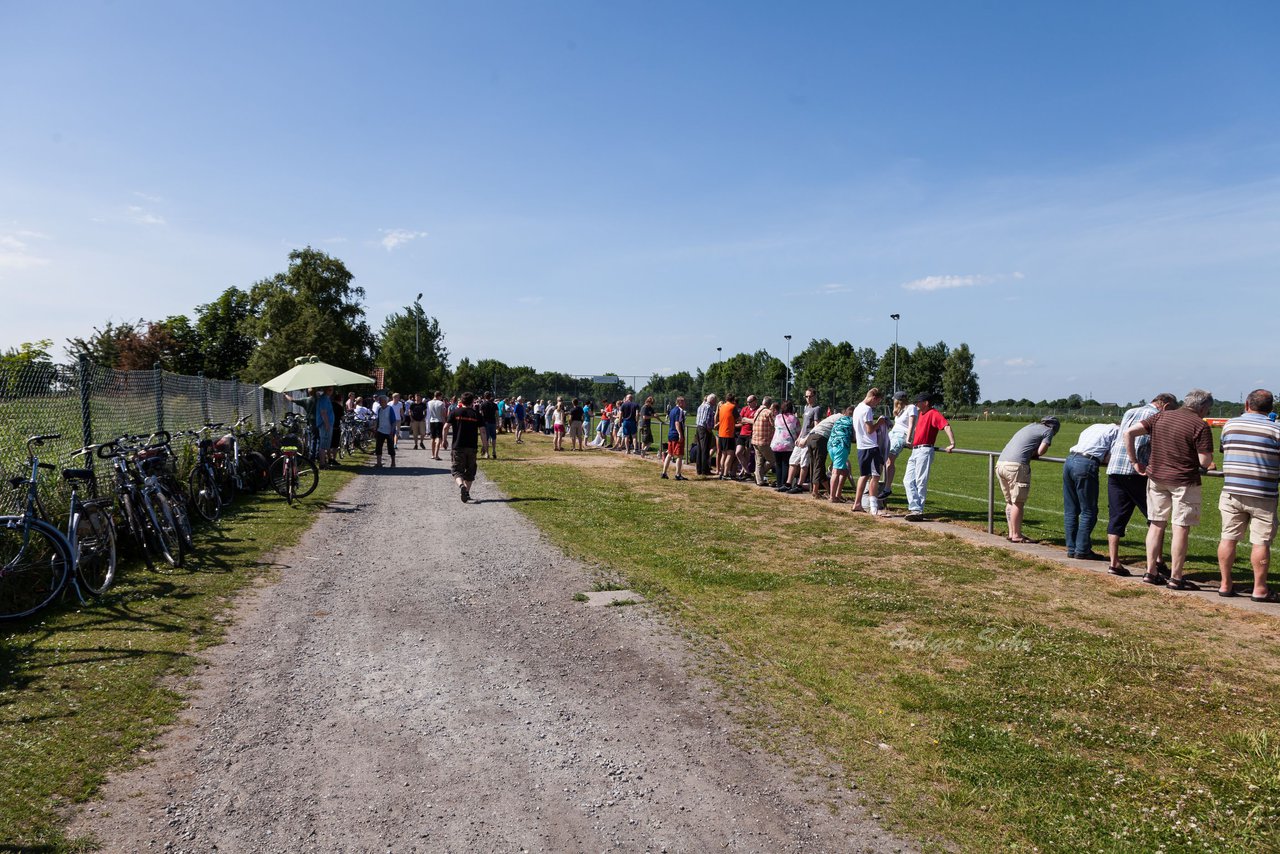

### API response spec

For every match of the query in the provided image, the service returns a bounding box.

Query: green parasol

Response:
[260,356,375,393]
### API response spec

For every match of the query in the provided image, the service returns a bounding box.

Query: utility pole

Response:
[784,334,792,401]
[890,314,901,394]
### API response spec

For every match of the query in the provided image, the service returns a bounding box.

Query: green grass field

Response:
[618,414,1234,583]
[479,437,1280,853]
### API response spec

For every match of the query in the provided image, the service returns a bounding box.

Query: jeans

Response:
[1063,453,1100,554]
[903,446,935,513]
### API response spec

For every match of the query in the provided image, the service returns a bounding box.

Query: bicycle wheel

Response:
[164,485,195,551]
[269,455,291,500]
[141,491,184,568]
[189,465,221,522]
[294,457,319,498]
[72,504,118,596]
[0,516,71,620]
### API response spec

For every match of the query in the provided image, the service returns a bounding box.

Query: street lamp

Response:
[415,292,424,355]
[889,314,900,394]
[784,334,792,400]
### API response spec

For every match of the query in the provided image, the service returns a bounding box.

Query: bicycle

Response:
[135,431,195,551]
[186,426,225,522]
[0,435,116,620]
[99,436,185,569]
[267,415,319,505]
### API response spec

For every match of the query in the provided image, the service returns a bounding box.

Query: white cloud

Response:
[380,229,428,250]
[1004,357,1035,368]
[818,282,850,295]
[127,205,166,226]
[0,230,51,269]
[132,190,163,204]
[901,271,1023,292]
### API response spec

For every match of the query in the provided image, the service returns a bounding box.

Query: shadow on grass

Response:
[469,496,562,505]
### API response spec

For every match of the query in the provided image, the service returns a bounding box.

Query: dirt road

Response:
[72,449,909,852]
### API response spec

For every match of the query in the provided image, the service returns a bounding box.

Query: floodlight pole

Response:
[784,334,792,400]
[415,292,423,355]
[890,314,900,394]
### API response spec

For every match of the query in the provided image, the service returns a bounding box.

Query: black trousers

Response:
[376,431,395,461]
[696,425,714,475]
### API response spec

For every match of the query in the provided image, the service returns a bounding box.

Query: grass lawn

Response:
[481,435,1280,853]
[0,459,360,851]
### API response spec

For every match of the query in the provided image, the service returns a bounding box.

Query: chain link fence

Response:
[0,356,301,509]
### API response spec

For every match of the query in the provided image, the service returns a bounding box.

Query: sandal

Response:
[1107,565,1132,577]
[1166,577,1201,591]
[1250,590,1280,603]
[1008,535,1032,544]
[1218,587,1239,598]
[1140,572,1164,586]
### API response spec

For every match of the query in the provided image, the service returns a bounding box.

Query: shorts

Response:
[736,435,751,448]
[410,419,426,438]
[554,424,565,434]
[1219,491,1276,545]
[569,422,584,439]
[668,440,684,458]
[718,436,736,452]
[789,445,811,468]
[483,423,497,441]
[622,420,637,437]
[888,431,909,458]
[1147,478,1202,527]
[828,441,850,472]
[996,461,1031,507]
[430,422,444,439]
[1106,473,1148,535]
[857,447,884,477]
[451,447,478,481]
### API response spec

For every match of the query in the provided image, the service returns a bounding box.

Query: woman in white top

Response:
[881,391,918,499]
[552,398,567,451]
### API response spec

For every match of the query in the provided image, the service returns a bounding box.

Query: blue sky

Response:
[3,1,1278,402]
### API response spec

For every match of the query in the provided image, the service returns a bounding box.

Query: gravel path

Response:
[71,448,911,853]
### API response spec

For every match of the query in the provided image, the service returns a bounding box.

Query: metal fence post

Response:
[256,384,265,428]
[987,452,996,535]
[199,371,210,424]
[232,379,240,421]
[154,361,165,433]
[77,354,93,450]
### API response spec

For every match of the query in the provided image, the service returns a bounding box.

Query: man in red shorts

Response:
[661,396,688,481]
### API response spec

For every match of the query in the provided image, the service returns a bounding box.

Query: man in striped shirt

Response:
[1217,389,1280,603]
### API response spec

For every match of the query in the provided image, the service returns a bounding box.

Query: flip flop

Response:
[1250,590,1280,603]
[1166,577,1201,591]
[1008,535,1033,544]
[1218,588,1239,598]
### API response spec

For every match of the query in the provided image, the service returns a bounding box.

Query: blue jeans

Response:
[903,446,935,513]
[1063,453,1100,555]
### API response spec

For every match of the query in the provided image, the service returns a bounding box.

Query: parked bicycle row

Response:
[0,411,343,621]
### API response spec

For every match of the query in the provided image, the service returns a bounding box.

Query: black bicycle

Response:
[99,436,185,569]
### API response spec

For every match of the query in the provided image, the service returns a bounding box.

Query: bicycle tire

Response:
[142,491,184,568]
[189,465,221,522]
[0,516,72,620]
[164,484,195,551]
[118,491,150,558]
[72,505,118,596]
[294,456,319,499]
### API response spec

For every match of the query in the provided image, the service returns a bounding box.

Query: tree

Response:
[941,343,980,410]
[791,339,868,409]
[242,248,376,384]
[378,301,449,394]
[704,350,786,400]
[0,340,56,397]
[66,320,141,367]
[871,344,911,395]
[902,341,950,402]
[195,287,256,379]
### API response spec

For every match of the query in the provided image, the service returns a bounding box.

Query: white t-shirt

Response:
[427,399,446,423]
[853,402,879,450]
[892,404,918,436]
[553,407,565,427]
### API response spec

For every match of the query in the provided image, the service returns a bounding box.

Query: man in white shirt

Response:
[427,390,448,461]
[1064,422,1120,560]
[851,388,888,515]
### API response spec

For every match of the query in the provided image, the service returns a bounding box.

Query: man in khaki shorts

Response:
[995,417,1059,542]
[1216,389,1280,603]
[1126,389,1215,590]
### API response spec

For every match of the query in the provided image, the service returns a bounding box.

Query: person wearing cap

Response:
[1062,422,1120,560]
[902,393,956,521]
[881,390,918,501]
[996,416,1061,542]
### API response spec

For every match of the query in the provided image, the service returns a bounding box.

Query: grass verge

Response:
[481,437,1280,852]
[0,459,360,851]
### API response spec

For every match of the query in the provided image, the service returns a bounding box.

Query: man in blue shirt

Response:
[513,397,527,444]
[661,396,688,481]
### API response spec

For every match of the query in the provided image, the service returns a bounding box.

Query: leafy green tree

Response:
[872,344,912,396]
[66,320,141,367]
[902,341,950,402]
[704,350,786,400]
[242,248,376,384]
[791,339,868,408]
[941,343,980,410]
[0,339,56,397]
[195,287,256,379]
[378,302,450,395]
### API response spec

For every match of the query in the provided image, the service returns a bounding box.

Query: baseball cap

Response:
[892,391,908,402]
[913,392,931,404]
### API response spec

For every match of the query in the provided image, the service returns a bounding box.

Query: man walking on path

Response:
[851,388,888,515]
[1126,389,1215,589]
[408,393,428,450]
[902,394,956,522]
[996,417,1060,543]
[1062,422,1119,560]
[427,391,448,460]
[447,392,484,502]
[1105,393,1176,575]
[695,394,717,476]
[479,392,499,459]
[373,393,399,468]
[661,396,688,480]
[1217,389,1280,602]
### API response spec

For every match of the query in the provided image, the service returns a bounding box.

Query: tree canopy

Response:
[378,301,449,394]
